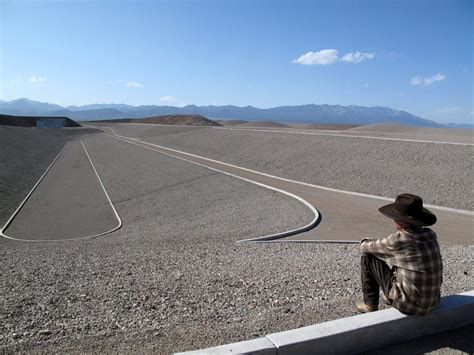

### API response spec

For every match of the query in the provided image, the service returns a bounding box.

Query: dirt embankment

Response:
[92,114,222,127]
[288,123,360,130]
[348,123,474,137]
[0,114,81,127]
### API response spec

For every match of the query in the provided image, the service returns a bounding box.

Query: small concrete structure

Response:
[36,117,66,128]
[177,290,473,355]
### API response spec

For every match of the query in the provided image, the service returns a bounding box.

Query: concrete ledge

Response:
[175,337,276,355]
[177,290,473,354]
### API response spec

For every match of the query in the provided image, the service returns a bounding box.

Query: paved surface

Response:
[106,131,473,245]
[2,140,120,241]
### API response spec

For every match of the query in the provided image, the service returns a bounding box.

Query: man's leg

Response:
[360,253,394,310]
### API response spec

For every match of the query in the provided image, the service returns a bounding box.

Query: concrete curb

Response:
[176,290,474,355]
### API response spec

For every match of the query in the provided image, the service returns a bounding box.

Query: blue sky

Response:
[1,0,472,123]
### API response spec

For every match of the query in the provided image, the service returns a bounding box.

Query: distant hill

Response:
[0,98,460,128]
[348,123,473,137]
[215,119,249,126]
[0,98,63,116]
[238,120,289,128]
[443,122,474,129]
[50,108,126,120]
[96,114,222,126]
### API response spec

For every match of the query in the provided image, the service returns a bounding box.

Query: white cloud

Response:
[410,73,445,86]
[293,49,376,65]
[113,79,143,88]
[28,75,47,82]
[9,80,16,84]
[125,81,143,88]
[340,51,375,63]
[292,49,339,65]
[159,96,184,107]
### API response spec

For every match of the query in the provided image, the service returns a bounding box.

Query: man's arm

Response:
[360,233,402,260]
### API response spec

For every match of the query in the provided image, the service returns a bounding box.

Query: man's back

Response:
[361,227,443,315]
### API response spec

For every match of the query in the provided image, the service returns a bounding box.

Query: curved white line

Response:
[106,131,473,216]
[1,141,122,242]
[108,135,320,242]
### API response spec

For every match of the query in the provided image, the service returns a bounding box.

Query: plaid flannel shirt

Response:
[360,227,443,315]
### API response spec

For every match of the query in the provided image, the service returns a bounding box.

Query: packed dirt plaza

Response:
[1,121,473,353]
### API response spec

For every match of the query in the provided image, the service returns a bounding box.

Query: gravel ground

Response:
[105,124,473,210]
[1,128,472,353]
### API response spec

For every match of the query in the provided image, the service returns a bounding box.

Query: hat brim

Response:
[378,203,437,226]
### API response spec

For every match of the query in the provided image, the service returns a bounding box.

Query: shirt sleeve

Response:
[360,232,402,262]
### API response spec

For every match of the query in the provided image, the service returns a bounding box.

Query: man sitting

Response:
[357,193,443,315]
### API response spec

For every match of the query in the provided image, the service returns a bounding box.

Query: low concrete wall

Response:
[177,290,473,355]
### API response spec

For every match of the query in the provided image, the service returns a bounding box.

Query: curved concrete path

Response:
[1,140,121,241]
[102,127,473,245]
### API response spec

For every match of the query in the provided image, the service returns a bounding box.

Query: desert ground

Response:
[0,122,472,353]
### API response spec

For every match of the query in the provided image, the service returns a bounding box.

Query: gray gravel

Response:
[1,128,472,354]
[108,124,473,210]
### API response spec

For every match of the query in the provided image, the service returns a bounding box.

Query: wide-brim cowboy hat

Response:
[379,193,437,226]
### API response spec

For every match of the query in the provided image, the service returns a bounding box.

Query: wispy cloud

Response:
[410,73,445,86]
[28,75,47,82]
[125,81,143,88]
[292,49,339,65]
[159,96,184,107]
[9,79,16,84]
[292,49,375,65]
[113,79,143,88]
[340,51,375,63]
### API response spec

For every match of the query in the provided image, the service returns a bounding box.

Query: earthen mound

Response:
[100,114,221,126]
[288,123,360,130]
[0,114,81,127]
[238,120,289,128]
[215,119,249,126]
[348,123,473,137]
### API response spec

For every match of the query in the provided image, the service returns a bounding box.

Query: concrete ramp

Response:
[1,141,121,241]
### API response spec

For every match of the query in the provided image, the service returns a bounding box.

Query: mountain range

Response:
[0,98,470,128]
